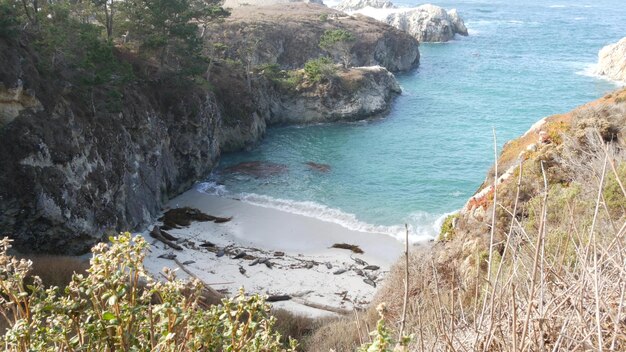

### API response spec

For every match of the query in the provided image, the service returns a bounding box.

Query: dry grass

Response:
[308,96,626,351]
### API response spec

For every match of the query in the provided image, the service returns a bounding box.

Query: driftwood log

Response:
[150,227,183,250]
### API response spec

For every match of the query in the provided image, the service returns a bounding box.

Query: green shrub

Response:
[357,304,411,352]
[0,233,296,351]
[319,29,355,50]
[603,163,626,216]
[438,213,459,241]
[303,57,336,83]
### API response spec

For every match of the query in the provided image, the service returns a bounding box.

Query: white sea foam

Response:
[549,5,566,8]
[195,181,228,196]
[575,63,626,86]
[196,182,441,243]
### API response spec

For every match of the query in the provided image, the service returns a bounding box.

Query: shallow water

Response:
[207,0,625,240]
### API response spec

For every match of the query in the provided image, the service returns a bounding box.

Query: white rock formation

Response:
[222,0,324,8]
[595,37,626,82]
[335,0,395,12]
[384,4,468,42]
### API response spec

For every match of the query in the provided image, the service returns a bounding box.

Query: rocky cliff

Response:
[334,1,468,43]
[0,6,410,254]
[0,38,223,254]
[595,37,626,82]
[207,3,420,72]
[384,5,468,42]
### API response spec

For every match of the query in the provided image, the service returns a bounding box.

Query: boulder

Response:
[595,37,626,82]
[383,4,468,42]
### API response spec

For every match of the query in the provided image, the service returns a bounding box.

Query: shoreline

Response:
[141,188,410,317]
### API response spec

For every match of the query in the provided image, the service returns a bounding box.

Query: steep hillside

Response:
[308,89,626,351]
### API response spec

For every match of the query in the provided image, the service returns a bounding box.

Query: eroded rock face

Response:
[208,3,420,72]
[384,4,468,42]
[595,37,626,82]
[0,81,43,127]
[335,0,395,12]
[266,66,402,124]
[0,39,222,254]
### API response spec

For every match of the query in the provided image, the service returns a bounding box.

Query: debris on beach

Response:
[266,295,291,302]
[363,278,377,288]
[157,253,177,260]
[150,227,183,250]
[200,241,216,248]
[351,256,368,266]
[233,251,247,259]
[331,243,364,254]
[159,207,232,230]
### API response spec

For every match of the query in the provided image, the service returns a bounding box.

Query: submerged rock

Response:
[595,37,626,82]
[384,4,468,42]
[224,161,289,178]
[305,162,331,172]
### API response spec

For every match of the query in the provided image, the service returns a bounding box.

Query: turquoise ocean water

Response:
[203,0,625,241]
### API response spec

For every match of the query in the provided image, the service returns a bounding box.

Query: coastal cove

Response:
[212,0,625,240]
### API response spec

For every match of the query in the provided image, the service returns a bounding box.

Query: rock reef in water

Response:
[384,4,468,42]
[335,0,395,12]
[595,37,626,82]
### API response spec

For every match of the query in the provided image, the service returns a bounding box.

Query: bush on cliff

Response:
[304,57,337,83]
[0,233,296,351]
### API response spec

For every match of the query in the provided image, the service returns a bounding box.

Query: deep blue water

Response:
[205,0,625,240]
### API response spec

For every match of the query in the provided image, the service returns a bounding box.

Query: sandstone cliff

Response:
[595,37,626,82]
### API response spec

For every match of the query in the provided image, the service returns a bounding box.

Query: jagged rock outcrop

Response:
[384,5,468,42]
[210,62,402,151]
[207,3,419,72]
[335,0,395,12]
[264,66,401,124]
[595,37,626,82]
[222,0,324,8]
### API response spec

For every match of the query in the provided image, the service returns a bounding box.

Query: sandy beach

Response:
[141,187,406,317]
